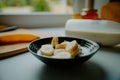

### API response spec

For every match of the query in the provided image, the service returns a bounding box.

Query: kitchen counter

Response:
[0,27,120,80]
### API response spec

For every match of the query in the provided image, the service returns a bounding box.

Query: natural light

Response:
[0,1,120,80]
[0,0,73,13]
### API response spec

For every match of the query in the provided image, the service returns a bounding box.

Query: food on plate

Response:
[0,34,39,45]
[39,44,54,56]
[51,36,58,47]
[65,40,80,57]
[55,41,70,49]
[52,51,71,59]
[54,49,66,55]
[37,36,81,59]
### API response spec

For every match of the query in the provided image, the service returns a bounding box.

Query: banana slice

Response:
[54,49,65,55]
[55,41,70,49]
[51,36,58,47]
[52,51,71,59]
[38,37,81,58]
[65,40,80,57]
[71,48,80,57]
[40,44,54,56]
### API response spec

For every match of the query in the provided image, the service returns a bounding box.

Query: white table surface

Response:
[0,27,120,80]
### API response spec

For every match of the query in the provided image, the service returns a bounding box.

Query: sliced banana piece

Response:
[55,41,70,49]
[40,44,54,56]
[54,49,66,55]
[37,49,42,55]
[71,48,80,57]
[52,51,71,59]
[38,37,81,58]
[65,40,80,57]
[51,36,58,47]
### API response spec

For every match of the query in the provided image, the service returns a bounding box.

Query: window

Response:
[0,0,73,14]
[0,0,109,27]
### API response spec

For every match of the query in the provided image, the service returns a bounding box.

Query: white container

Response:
[65,19,120,46]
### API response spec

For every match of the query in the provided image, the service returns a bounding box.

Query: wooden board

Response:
[0,29,53,59]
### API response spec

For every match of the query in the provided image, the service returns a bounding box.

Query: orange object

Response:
[0,34,39,45]
[72,13,82,19]
[101,2,120,23]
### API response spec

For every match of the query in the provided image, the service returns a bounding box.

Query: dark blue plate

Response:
[28,37,100,66]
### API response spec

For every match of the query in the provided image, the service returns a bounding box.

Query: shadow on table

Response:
[37,62,107,80]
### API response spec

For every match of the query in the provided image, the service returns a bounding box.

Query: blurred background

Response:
[0,0,115,27]
[0,0,73,13]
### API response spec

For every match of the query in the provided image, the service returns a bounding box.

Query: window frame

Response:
[0,13,72,27]
[0,0,109,27]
